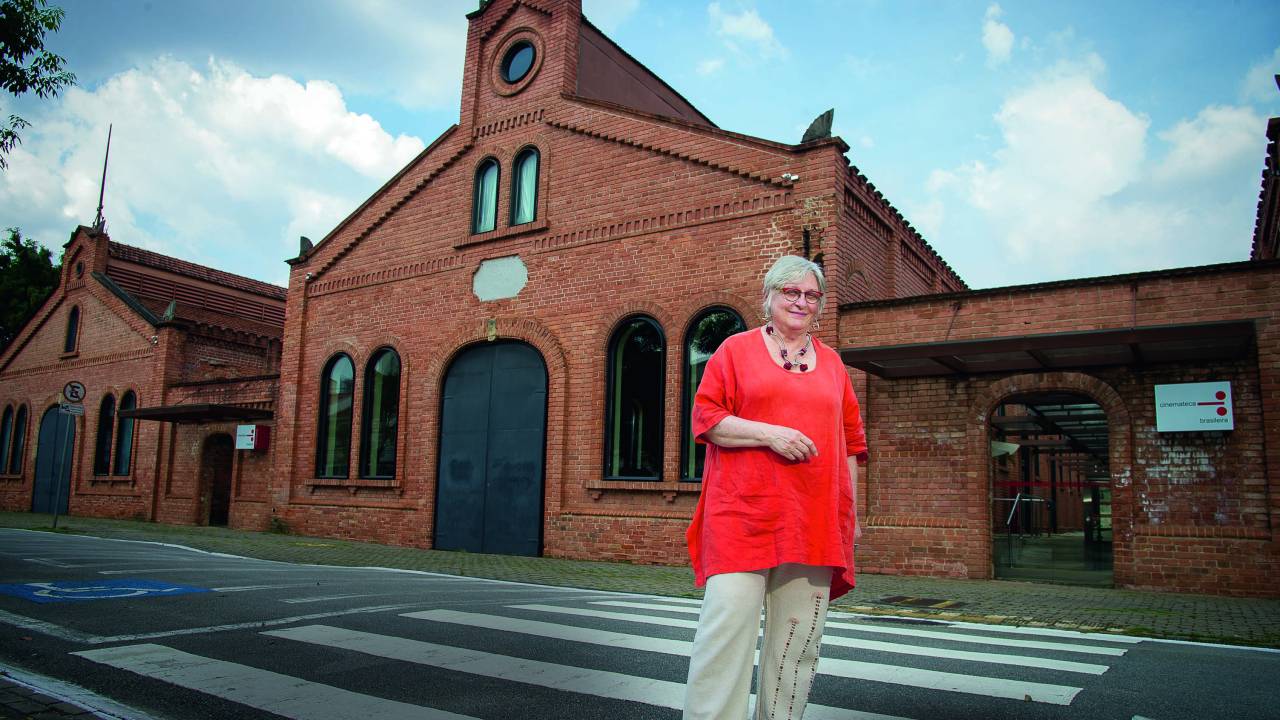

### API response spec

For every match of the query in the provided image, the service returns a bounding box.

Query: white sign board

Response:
[235,424,270,451]
[1154,381,1233,432]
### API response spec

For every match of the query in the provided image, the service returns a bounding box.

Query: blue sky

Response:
[1,0,1276,289]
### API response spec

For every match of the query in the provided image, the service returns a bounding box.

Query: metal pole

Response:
[51,415,71,529]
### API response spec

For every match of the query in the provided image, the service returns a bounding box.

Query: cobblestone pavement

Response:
[2,511,1279,718]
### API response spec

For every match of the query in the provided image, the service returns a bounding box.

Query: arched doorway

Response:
[435,341,547,556]
[990,391,1113,586]
[32,407,75,514]
[199,434,234,526]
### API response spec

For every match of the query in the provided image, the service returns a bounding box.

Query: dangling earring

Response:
[810,318,821,331]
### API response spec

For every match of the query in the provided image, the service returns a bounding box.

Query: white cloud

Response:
[1154,105,1264,184]
[0,57,425,286]
[584,0,641,33]
[982,4,1014,67]
[339,0,466,109]
[1240,47,1280,104]
[697,58,725,76]
[708,2,786,59]
[921,65,1257,287]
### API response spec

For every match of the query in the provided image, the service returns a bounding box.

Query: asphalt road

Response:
[1,529,1277,720]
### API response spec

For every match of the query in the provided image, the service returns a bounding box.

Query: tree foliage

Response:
[0,227,59,351]
[0,0,75,169]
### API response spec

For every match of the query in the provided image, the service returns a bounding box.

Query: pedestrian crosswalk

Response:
[72,594,1139,719]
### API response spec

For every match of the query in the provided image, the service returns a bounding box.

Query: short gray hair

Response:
[761,255,827,318]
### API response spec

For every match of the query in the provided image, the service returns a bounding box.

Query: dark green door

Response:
[32,407,74,514]
[435,342,546,556]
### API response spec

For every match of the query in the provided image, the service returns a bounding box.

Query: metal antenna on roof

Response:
[92,124,112,233]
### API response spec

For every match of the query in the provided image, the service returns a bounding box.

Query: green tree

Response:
[0,0,75,169]
[0,227,59,350]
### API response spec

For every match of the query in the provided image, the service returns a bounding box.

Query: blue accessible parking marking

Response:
[0,579,211,604]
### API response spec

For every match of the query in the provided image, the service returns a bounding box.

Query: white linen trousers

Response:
[682,563,833,720]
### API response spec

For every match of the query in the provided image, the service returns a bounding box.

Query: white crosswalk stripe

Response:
[64,595,1140,719]
[72,643,479,720]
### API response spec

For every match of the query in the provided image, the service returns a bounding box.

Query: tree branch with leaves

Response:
[0,0,75,169]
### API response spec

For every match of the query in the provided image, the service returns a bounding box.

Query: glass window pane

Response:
[501,42,535,83]
[94,395,115,476]
[316,355,354,478]
[606,317,664,479]
[8,406,26,474]
[512,149,538,225]
[113,391,136,476]
[360,349,401,478]
[64,307,79,353]
[473,160,499,234]
[681,309,746,480]
[0,407,11,472]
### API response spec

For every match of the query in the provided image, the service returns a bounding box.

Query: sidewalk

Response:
[3,512,1279,650]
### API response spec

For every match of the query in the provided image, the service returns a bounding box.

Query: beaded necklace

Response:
[765,324,811,371]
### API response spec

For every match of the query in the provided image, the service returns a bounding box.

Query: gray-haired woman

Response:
[683,254,867,719]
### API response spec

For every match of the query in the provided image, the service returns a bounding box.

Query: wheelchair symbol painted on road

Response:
[0,579,210,604]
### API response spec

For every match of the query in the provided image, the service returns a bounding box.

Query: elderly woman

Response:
[683,254,867,720]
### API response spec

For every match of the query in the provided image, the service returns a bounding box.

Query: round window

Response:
[501,41,536,84]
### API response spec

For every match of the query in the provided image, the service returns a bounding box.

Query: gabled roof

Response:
[108,242,286,300]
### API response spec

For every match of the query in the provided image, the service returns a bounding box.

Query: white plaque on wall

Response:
[1154,381,1233,432]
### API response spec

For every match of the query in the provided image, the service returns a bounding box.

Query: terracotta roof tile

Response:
[108,241,286,300]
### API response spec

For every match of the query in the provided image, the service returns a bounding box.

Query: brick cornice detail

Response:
[1132,524,1272,540]
[307,256,459,298]
[547,118,788,188]
[865,515,972,529]
[533,190,792,254]
[477,0,552,41]
[0,348,153,381]
[473,108,545,141]
[310,140,475,282]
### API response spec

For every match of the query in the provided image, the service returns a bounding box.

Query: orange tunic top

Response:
[686,329,868,600]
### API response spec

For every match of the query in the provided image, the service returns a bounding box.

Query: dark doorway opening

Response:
[435,341,547,557]
[200,433,234,526]
[32,407,75,514]
[990,391,1112,587]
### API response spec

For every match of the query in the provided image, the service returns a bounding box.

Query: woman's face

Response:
[768,271,821,335]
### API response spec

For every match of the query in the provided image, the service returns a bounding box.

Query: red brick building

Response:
[5,0,1277,599]
[0,226,284,527]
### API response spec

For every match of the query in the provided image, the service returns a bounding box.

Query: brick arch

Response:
[412,317,569,543]
[674,292,756,337]
[969,371,1134,582]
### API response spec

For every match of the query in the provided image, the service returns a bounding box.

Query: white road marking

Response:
[502,605,1108,674]
[407,610,1085,703]
[593,600,1129,656]
[266,625,909,720]
[212,584,319,592]
[22,558,84,568]
[98,568,206,575]
[829,611,1147,644]
[281,594,387,604]
[72,644,478,720]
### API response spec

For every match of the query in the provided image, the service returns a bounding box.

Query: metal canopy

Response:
[840,320,1255,379]
[119,404,272,424]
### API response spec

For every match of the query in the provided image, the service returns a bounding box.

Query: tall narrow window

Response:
[0,406,12,472]
[316,354,354,478]
[8,405,26,474]
[472,159,499,234]
[64,306,80,353]
[681,308,746,480]
[113,391,137,476]
[604,316,665,480]
[94,394,116,476]
[359,348,401,479]
[511,147,539,225]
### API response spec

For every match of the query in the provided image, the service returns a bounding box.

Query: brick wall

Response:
[838,262,1280,597]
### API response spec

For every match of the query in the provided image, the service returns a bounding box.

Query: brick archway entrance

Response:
[973,373,1133,587]
[199,433,234,526]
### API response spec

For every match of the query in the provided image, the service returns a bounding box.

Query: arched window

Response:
[93,394,115,476]
[8,405,26,475]
[316,354,354,478]
[681,308,746,480]
[604,316,665,480]
[472,158,500,234]
[511,147,539,225]
[64,306,80,353]
[359,348,401,479]
[113,391,137,476]
[0,406,12,472]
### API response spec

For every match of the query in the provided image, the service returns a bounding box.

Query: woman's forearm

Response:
[704,415,819,461]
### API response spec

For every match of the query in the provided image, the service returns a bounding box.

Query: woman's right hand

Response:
[763,424,819,462]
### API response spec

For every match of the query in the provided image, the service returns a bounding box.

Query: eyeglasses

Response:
[778,287,824,304]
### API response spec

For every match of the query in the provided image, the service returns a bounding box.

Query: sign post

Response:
[52,381,87,529]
